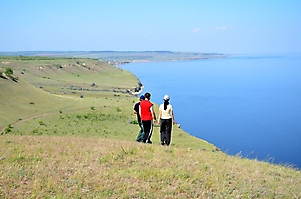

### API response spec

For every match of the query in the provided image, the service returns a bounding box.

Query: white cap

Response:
[163,95,170,100]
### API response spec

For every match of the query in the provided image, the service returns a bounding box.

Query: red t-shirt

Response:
[140,100,153,121]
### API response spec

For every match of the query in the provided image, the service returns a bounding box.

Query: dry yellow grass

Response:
[1,135,300,198]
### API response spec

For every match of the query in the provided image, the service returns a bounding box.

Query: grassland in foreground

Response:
[0,56,300,198]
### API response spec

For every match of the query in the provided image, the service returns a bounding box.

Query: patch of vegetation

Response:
[2,124,12,134]
[0,67,18,82]
[4,67,13,75]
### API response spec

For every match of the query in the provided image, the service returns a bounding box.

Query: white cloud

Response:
[192,28,201,33]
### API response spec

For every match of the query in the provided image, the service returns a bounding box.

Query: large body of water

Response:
[120,54,301,169]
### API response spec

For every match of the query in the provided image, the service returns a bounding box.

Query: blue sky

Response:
[1,0,301,54]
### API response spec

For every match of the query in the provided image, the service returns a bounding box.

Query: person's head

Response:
[163,94,170,101]
[139,95,145,101]
[163,95,170,110]
[144,92,151,100]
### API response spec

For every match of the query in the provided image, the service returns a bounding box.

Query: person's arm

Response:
[134,103,138,114]
[139,105,142,118]
[158,107,162,125]
[150,105,157,123]
[170,106,176,125]
[171,110,176,125]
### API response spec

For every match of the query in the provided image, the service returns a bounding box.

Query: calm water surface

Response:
[120,54,301,168]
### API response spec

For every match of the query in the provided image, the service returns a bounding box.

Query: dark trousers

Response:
[160,118,172,145]
[135,122,144,142]
[142,120,153,143]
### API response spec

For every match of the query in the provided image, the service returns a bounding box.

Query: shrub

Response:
[129,119,138,124]
[4,68,13,75]
[30,128,41,135]
[3,124,12,134]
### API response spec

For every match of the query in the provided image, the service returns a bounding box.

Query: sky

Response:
[1,0,301,54]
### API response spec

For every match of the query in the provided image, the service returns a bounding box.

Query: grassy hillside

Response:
[0,56,214,149]
[0,56,300,198]
[1,136,301,198]
[0,56,141,95]
[0,56,141,130]
[0,76,78,129]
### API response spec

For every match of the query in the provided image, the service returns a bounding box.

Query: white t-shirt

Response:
[159,104,173,119]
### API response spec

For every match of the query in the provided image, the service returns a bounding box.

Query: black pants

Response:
[142,120,153,143]
[135,122,144,142]
[160,118,172,145]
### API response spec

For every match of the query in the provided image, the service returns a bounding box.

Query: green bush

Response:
[3,124,12,134]
[131,120,138,124]
[4,68,13,75]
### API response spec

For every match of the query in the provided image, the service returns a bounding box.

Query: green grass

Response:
[1,136,300,198]
[0,56,141,130]
[0,56,300,198]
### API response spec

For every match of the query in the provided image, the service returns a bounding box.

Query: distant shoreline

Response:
[0,51,228,63]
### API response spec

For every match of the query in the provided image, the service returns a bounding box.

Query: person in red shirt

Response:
[139,92,157,143]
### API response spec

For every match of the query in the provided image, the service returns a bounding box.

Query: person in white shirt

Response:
[158,95,176,146]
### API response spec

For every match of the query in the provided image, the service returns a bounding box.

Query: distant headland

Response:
[0,51,228,66]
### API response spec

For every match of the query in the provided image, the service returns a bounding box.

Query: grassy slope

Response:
[1,136,301,198]
[2,57,140,93]
[0,57,139,129]
[0,56,300,198]
[0,77,78,129]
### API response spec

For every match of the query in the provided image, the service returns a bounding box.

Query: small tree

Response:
[4,68,13,75]
[3,124,12,134]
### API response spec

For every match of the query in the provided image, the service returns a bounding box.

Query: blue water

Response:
[120,54,301,169]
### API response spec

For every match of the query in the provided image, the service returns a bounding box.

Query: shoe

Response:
[147,140,152,144]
